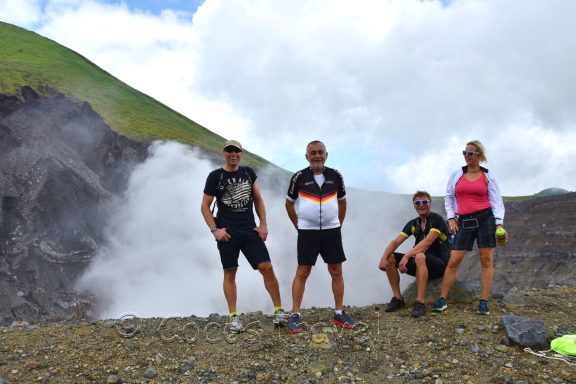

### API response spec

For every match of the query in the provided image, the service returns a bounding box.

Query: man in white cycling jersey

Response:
[284,140,355,334]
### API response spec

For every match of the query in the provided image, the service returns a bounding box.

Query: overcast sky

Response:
[2,0,576,195]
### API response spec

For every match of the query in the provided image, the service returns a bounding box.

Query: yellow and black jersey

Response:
[401,212,450,259]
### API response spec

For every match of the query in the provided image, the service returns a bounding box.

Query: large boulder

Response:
[402,279,475,305]
[501,315,547,347]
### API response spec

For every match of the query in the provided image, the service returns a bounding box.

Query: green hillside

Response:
[0,21,270,168]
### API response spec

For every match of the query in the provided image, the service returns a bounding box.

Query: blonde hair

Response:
[467,140,487,163]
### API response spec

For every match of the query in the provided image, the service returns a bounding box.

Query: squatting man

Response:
[378,191,450,317]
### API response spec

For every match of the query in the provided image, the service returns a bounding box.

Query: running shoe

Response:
[411,301,426,318]
[229,315,245,333]
[477,299,490,315]
[384,297,406,312]
[287,313,303,334]
[273,308,288,325]
[332,310,356,329]
[432,297,448,312]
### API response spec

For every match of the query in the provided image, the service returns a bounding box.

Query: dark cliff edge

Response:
[0,87,149,325]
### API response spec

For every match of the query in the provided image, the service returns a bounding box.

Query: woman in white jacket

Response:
[432,140,508,315]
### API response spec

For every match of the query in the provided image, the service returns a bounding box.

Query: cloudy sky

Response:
[2,0,576,195]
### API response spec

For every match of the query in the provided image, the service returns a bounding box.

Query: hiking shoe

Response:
[384,297,406,312]
[332,310,355,329]
[477,299,490,315]
[228,315,245,333]
[287,313,303,334]
[273,308,288,325]
[432,297,448,312]
[411,301,426,318]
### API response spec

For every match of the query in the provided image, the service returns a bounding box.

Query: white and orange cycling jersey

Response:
[287,166,346,230]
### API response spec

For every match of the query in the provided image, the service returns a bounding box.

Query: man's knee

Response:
[296,265,312,280]
[223,269,237,282]
[413,252,426,265]
[258,262,274,274]
[327,263,343,278]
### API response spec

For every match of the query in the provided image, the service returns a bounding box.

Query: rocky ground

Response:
[1,286,575,384]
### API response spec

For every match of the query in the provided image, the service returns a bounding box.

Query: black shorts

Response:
[297,227,346,266]
[217,228,271,270]
[393,252,447,279]
[451,208,497,251]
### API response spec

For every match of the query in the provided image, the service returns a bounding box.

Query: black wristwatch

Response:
[210,226,217,233]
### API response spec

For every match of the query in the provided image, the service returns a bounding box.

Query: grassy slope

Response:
[0,21,271,168]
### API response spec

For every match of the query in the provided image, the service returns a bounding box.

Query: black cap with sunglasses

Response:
[223,139,243,153]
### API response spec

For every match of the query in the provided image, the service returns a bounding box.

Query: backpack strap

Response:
[240,166,253,185]
[210,168,224,215]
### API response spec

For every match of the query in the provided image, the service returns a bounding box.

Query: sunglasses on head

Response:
[413,199,430,206]
[462,150,479,156]
[224,146,242,153]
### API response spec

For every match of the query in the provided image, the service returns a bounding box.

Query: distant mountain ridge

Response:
[534,187,570,197]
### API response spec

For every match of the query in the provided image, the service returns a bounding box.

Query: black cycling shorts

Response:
[393,252,447,279]
[217,228,271,270]
[452,208,497,251]
[297,227,346,266]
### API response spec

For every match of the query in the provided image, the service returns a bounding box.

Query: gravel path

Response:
[1,287,575,384]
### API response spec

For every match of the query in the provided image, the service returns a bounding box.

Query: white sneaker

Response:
[273,309,288,325]
[229,315,245,333]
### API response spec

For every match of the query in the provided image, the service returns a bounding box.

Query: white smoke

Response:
[79,141,418,319]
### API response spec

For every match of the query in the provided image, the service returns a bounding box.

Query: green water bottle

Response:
[496,228,506,246]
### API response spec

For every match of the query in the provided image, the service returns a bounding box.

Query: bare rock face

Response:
[0,87,147,325]
[456,192,576,296]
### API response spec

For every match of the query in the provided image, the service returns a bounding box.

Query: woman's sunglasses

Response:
[462,150,479,157]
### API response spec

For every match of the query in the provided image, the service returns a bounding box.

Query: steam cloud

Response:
[79,141,418,319]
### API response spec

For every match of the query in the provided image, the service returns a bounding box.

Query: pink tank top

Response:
[455,173,491,215]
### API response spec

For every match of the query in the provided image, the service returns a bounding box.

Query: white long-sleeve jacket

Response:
[445,166,505,225]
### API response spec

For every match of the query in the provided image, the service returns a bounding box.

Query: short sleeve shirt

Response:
[400,212,450,260]
[203,166,257,229]
[286,166,346,230]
